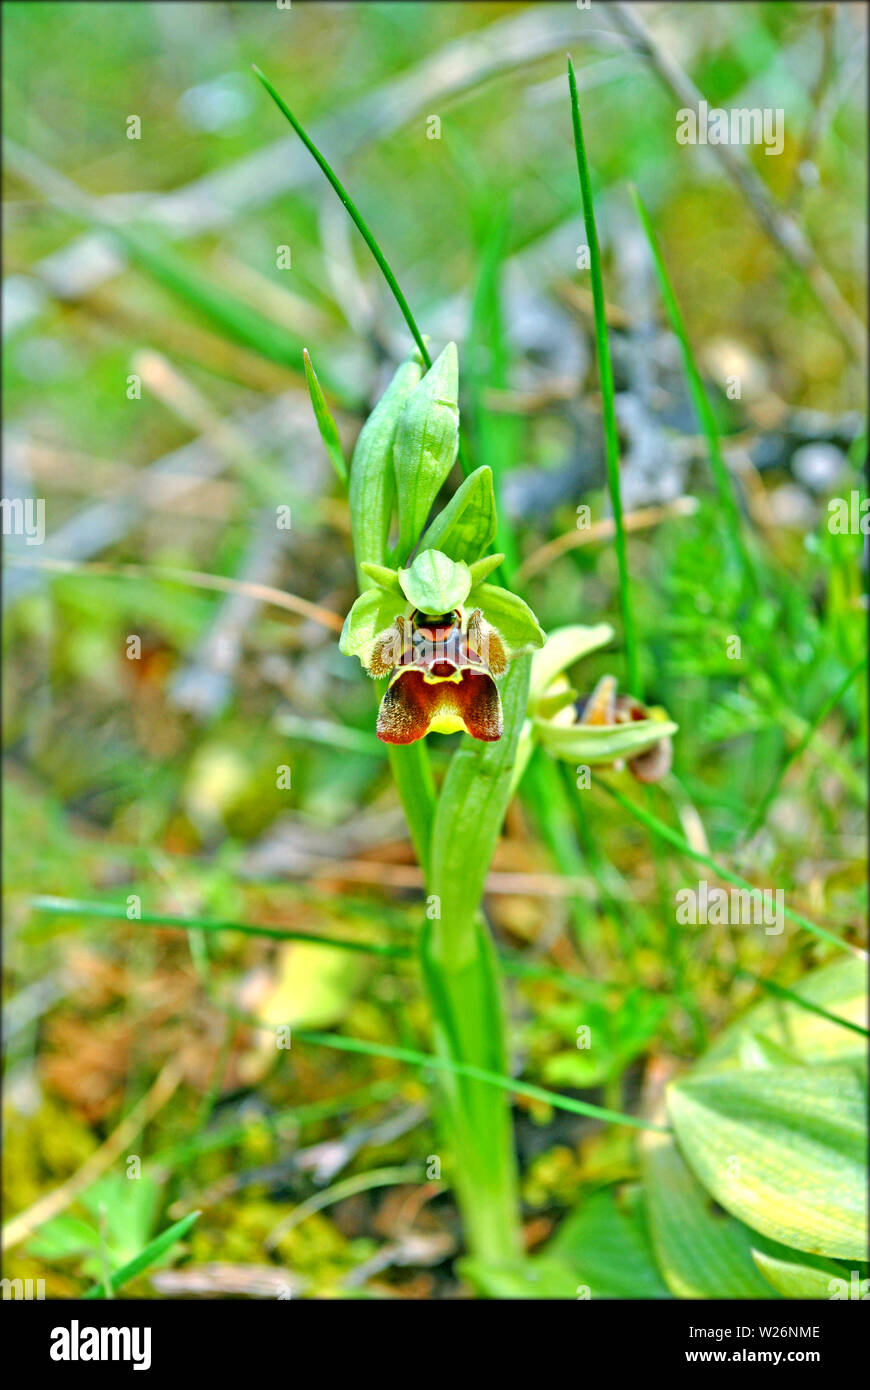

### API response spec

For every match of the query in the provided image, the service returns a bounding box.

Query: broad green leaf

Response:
[302,349,347,484]
[462,1187,670,1299]
[535,716,678,764]
[468,553,504,587]
[668,1065,868,1259]
[349,355,422,586]
[339,587,404,661]
[394,343,459,559]
[752,1248,857,1300]
[696,956,867,1075]
[470,583,545,651]
[641,1127,778,1299]
[530,623,614,697]
[548,1187,671,1298]
[359,562,402,595]
[417,465,496,563]
[398,549,471,614]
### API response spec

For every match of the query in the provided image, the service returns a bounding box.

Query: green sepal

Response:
[398,548,471,614]
[535,686,578,720]
[468,553,504,587]
[469,583,545,651]
[417,465,496,563]
[339,587,405,661]
[394,343,459,560]
[360,562,402,595]
[530,623,614,697]
[535,715,678,764]
[349,354,422,586]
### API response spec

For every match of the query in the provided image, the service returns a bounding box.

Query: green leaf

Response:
[462,1188,671,1299]
[469,583,545,650]
[530,623,614,697]
[359,562,402,595]
[535,716,678,764]
[348,355,422,587]
[668,1065,868,1259]
[696,957,868,1075]
[83,1211,200,1299]
[302,349,347,485]
[417,465,496,563]
[548,1187,672,1298]
[752,1248,857,1300]
[394,343,460,560]
[339,587,404,661]
[641,1128,779,1298]
[398,550,471,614]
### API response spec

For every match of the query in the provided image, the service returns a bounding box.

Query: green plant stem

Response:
[410,658,534,1264]
[568,57,640,697]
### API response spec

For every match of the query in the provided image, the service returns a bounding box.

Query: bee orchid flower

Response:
[340,547,544,745]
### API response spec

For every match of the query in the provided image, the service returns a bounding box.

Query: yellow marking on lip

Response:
[428,711,467,734]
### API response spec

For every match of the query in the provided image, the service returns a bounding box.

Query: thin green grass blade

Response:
[595,782,860,956]
[468,203,520,579]
[252,65,431,369]
[294,1030,665,1133]
[303,348,348,484]
[567,56,640,696]
[730,966,868,1039]
[27,896,412,960]
[746,657,867,838]
[629,186,758,595]
[82,1211,200,1299]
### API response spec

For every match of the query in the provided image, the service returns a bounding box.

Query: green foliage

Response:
[393,343,460,561]
[416,465,497,563]
[466,583,545,651]
[668,1066,867,1260]
[302,349,347,485]
[348,354,423,586]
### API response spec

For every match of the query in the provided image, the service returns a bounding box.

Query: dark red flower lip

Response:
[377,666,503,744]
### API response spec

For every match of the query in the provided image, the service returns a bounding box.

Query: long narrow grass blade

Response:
[745,657,867,838]
[629,185,758,593]
[295,1029,665,1132]
[731,966,868,1038]
[596,781,860,956]
[567,56,640,696]
[82,1212,200,1299]
[27,896,412,960]
[252,65,431,369]
[303,348,348,484]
